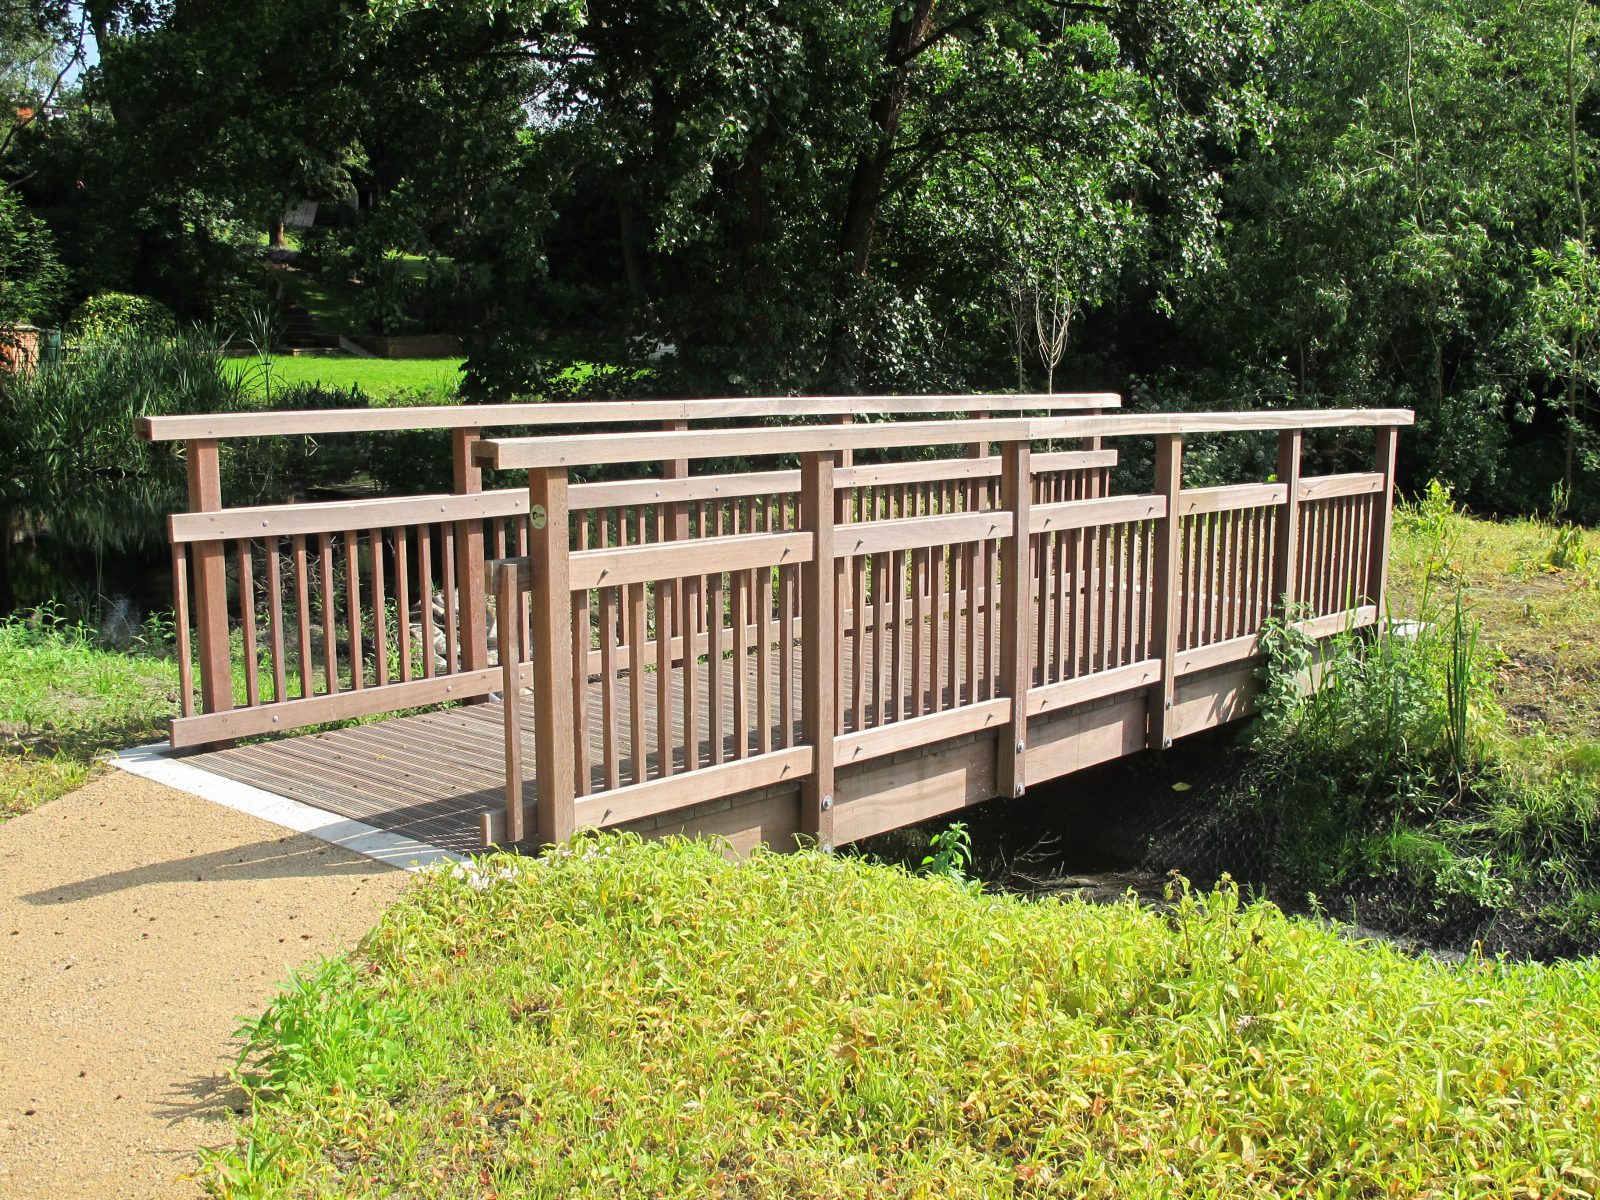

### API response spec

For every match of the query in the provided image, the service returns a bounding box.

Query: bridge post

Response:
[997,438,1031,797]
[453,427,490,681]
[527,465,575,847]
[185,438,234,723]
[1366,426,1398,617]
[799,451,838,851]
[1271,430,1303,615]
[494,559,526,844]
[1148,433,1183,750]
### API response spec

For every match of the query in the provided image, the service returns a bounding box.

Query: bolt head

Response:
[820,842,834,854]
[1014,783,1025,797]
[1014,740,1025,754]
[821,794,833,812]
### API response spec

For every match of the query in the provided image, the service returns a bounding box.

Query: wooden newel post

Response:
[799,451,838,851]
[1271,430,1303,615]
[997,439,1031,798]
[527,466,575,847]
[1147,434,1183,751]
[187,439,234,719]
[453,427,489,678]
[1366,426,1398,618]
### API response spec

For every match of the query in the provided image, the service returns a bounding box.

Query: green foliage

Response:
[918,820,977,890]
[0,188,65,325]
[69,290,177,341]
[212,837,1600,1197]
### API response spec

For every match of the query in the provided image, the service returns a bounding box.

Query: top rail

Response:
[476,409,1417,470]
[136,392,1121,442]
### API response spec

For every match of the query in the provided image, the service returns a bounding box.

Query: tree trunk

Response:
[618,199,647,301]
[269,216,287,249]
[836,2,938,276]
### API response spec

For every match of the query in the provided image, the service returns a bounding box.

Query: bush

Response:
[70,291,178,342]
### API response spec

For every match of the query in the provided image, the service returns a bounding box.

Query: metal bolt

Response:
[821,794,833,812]
[1014,783,1025,797]
[821,842,834,854]
[1014,740,1025,754]
[1164,697,1173,710]
[1162,737,1173,750]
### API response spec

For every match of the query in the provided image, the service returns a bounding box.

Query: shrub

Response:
[70,291,178,342]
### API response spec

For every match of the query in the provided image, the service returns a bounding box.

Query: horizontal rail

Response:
[837,511,1013,558]
[476,410,1416,469]
[1179,482,1287,516]
[572,746,815,829]
[168,490,527,544]
[1031,493,1166,533]
[568,532,812,591]
[834,699,1011,767]
[1299,472,1384,501]
[139,393,1121,442]
[169,665,509,748]
[1173,606,1378,676]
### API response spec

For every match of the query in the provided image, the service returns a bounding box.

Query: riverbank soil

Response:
[0,772,408,1199]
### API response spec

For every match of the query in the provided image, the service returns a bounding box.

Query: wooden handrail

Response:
[137,392,1120,442]
[475,410,1416,470]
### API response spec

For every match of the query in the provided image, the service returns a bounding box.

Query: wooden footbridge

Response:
[139,396,1408,857]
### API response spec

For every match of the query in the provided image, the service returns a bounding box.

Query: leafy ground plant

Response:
[0,609,180,819]
[212,837,1600,1198]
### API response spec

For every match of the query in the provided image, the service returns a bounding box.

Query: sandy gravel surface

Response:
[0,771,410,1199]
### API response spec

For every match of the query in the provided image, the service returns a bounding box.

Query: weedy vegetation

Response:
[1223,482,1600,955]
[210,837,1600,1198]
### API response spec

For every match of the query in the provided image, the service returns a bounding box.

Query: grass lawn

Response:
[0,614,180,821]
[230,355,467,403]
[214,837,1600,1198]
[1391,495,1600,743]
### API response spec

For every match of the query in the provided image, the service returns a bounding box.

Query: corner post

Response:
[452,427,489,677]
[1147,434,1183,750]
[997,438,1031,797]
[528,466,575,847]
[799,451,838,850]
[495,560,526,844]
[1271,430,1303,616]
[186,438,233,720]
[1366,425,1398,618]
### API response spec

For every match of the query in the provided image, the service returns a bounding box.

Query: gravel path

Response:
[0,771,410,1199]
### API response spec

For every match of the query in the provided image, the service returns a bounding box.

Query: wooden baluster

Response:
[1035,523,1051,687]
[370,529,389,687]
[526,466,575,846]
[758,560,774,755]
[890,544,905,722]
[851,552,866,731]
[683,572,702,771]
[599,577,620,791]
[963,540,979,702]
[779,564,796,747]
[573,516,591,795]
[316,533,335,695]
[185,439,233,723]
[930,543,946,711]
[732,563,750,759]
[172,544,194,716]
[708,559,726,764]
[238,539,259,707]
[912,545,928,717]
[265,537,288,704]
[441,524,458,673]
[628,565,648,783]
[417,525,436,679]
[800,451,837,851]
[496,561,525,844]
[656,576,674,777]
[1273,430,1302,620]
[344,532,363,689]
[294,535,314,697]
[452,427,489,682]
[997,440,1031,799]
[395,528,412,683]
[1148,434,1183,751]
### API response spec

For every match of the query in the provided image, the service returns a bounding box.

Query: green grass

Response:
[0,612,181,820]
[212,837,1600,1198]
[229,355,467,403]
